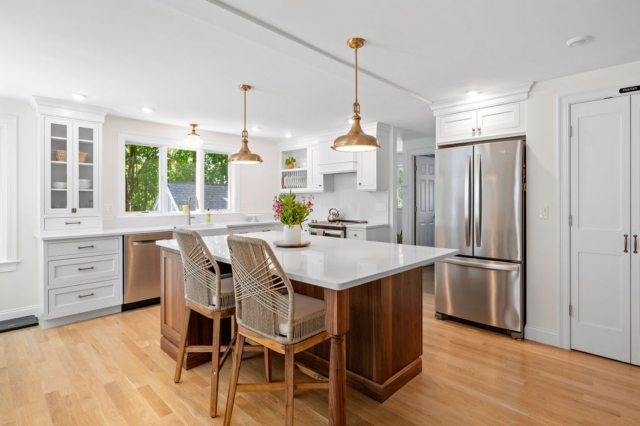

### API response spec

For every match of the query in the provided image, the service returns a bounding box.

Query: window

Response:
[397,166,403,208]
[166,148,197,212]
[118,133,237,216]
[0,115,17,272]
[204,152,229,211]
[124,144,160,212]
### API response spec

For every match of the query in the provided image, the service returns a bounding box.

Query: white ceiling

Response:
[1,0,640,142]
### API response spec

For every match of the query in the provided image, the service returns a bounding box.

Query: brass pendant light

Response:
[184,124,203,149]
[332,38,380,152]
[229,85,263,164]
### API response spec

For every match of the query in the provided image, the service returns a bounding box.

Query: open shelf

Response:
[79,163,94,166]
[51,161,67,165]
[281,167,307,172]
[79,189,93,192]
[78,139,94,143]
[50,136,67,141]
[51,188,67,192]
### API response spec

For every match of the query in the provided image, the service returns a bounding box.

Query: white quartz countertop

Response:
[157,231,458,291]
[343,222,388,229]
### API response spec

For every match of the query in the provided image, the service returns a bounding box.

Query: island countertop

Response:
[156,231,458,291]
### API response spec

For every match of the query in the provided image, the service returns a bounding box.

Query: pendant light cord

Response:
[244,90,247,132]
[353,47,360,115]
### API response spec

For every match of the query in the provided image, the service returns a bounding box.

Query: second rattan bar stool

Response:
[224,234,330,426]
[172,228,270,418]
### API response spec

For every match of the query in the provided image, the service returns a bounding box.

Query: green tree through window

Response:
[397,167,403,208]
[125,144,159,212]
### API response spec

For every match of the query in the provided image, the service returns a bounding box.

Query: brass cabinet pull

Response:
[66,221,81,225]
[477,127,481,131]
[78,266,94,271]
[472,128,476,132]
[624,234,629,253]
[78,245,94,249]
[78,293,94,298]
[634,235,638,254]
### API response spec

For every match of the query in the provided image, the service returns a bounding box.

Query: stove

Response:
[307,220,368,238]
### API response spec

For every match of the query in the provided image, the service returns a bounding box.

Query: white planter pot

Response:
[283,224,302,245]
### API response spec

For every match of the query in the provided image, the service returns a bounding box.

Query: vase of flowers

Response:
[273,191,313,245]
[285,156,296,169]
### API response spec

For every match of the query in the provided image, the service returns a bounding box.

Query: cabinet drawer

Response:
[47,237,120,258]
[48,279,121,319]
[347,229,365,240]
[48,254,120,288]
[44,216,100,231]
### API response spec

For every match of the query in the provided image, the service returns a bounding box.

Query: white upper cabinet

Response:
[308,146,323,189]
[73,121,100,215]
[357,151,378,191]
[45,117,74,215]
[431,82,533,145]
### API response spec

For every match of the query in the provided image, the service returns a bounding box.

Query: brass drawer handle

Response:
[472,128,476,132]
[634,235,638,254]
[477,127,481,131]
[78,293,94,298]
[78,245,94,249]
[78,266,94,271]
[624,234,629,253]
[66,221,81,225]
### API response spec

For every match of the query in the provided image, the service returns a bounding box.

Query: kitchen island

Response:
[157,232,457,424]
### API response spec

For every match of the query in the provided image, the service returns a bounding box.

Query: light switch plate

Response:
[103,204,114,215]
[539,206,549,219]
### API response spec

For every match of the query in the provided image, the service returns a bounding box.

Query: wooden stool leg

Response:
[174,306,192,383]
[264,348,272,383]
[223,334,246,426]
[210,317,221,417]
[285,346,295,426]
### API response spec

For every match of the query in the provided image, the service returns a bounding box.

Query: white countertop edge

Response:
[343,223,389,229]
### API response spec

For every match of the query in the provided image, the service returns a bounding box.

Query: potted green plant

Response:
[285,156,296,169]
[273,191,313,245]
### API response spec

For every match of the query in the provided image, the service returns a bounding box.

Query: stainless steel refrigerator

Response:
[434,139,525,339]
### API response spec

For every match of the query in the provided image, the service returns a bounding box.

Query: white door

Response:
[570,96,631,363]
[415,155,435,247]
[73,121,99,215]
[632,94,640,365]
[357,151,377,190]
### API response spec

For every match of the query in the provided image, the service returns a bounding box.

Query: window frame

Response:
[396,165,403,209]
[0,114,18,272]
[118,132,237,217]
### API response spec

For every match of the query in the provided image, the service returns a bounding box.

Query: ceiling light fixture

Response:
[566,35,592,47]
[332,38,379,152]
[285,133,293,139]
[229,85,262,165]
[72,94,86,101]
[141,106,154,114]
[184,124,203,149]
[467,90,478,97]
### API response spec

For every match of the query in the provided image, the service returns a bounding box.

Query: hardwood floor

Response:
[2,284,640,425]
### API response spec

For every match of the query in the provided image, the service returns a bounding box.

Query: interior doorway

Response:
[414,154,435,247]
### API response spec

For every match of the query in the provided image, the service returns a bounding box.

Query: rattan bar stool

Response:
[224,235,330,426]
[172,229,270,418]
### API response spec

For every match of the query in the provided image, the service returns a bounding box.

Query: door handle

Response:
[78,266,94,271]
[78,245,94,249]
[78,293,94,298]
[66,221,81,225]
[634,235,638,254]
[464,155,471,247]
[624,234,629,253]
[474,153,481,247]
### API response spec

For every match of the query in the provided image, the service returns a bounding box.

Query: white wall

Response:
[0,99,39,319]
[525,60,640,345]
[0,103,279,320]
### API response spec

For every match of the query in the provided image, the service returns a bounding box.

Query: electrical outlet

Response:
[375,203,388,212]
[539,206,549,219]
[103,204,114,215]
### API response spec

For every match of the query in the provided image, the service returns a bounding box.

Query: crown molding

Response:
[31,95,110,123]
[278,122,391,149]
[430,82,534,117]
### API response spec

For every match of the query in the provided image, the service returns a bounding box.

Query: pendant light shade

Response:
[332,38,379,152]
[229,85,263,165]
[184,124,203,149]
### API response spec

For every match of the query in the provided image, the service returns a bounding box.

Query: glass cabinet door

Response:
[73,121,99,215]
[45,117,74,215]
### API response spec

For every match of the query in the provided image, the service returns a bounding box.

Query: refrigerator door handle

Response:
[440,257,520,272]
[464,155,471,246]
[474,153,481,247]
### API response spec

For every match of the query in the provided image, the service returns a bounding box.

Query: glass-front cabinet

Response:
[43,117,100,216]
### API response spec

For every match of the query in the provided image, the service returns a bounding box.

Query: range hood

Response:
[318,141,357,174]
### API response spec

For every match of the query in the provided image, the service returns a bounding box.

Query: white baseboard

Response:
[525,324,561,347]
[0,305,42,322]
[40,306,121,329]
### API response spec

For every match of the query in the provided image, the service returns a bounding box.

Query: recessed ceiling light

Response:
[285,133,293,138]
[72,94,86,101]
[141,106,153,114]
[467,90,478,97]
[252,126,260,132]
[566,35,592,47]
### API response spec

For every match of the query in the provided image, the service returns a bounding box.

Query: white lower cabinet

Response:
[346,226,389,243]
[42,236,123,326]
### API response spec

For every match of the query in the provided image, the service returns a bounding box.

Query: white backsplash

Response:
[301,173,389,223]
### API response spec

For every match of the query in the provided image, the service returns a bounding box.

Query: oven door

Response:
[309,228,345,238]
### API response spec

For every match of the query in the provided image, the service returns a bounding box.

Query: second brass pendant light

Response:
[229,85,263,165]
[332,38,380,152]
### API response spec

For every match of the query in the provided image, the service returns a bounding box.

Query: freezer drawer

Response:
[435,257,523,332]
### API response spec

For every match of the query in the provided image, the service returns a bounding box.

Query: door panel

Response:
[435,146,473,256]
[45,117,74,215]
[632,94,640,366]
[571,96,631,363]
[473,140,524,261]
[415,156,435,246]
[476,103,521,137]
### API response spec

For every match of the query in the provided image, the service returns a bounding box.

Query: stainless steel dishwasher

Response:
[124,232,174,309]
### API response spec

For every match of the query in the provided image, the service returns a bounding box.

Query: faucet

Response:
[187,195,199,225]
